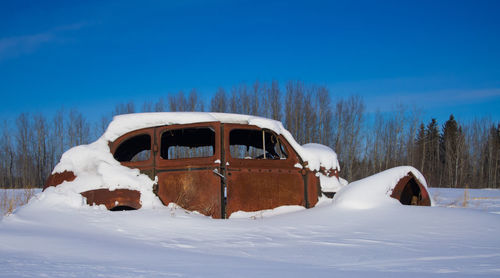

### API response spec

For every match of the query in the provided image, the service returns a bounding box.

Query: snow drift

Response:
[333,166,432,209]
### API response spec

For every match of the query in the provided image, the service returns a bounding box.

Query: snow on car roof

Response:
[102,112,339,172]
[103,112,282,142]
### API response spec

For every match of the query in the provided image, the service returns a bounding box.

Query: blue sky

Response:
[1,0,499,124]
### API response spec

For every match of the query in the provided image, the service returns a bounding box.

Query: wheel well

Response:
[391,173,431,206]
[110,205,137,211]
[399,178,422,205]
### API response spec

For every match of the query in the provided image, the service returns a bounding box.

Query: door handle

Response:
[212,168,226,180]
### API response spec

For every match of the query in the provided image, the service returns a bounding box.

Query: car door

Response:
[223,124,308,218]
[154,122,223,218]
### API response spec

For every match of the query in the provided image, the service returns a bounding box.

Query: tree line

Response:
[0,80,498,188]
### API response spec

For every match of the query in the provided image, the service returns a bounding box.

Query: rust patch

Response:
[390,172,431,206]
[44,171,76,190]
[81,189,142,210]
[318,167,339,178]
[226,169,305,217]
[306,172,320,207]
[156,170,222,218]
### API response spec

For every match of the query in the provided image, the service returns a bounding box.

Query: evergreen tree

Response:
[425,119,440,187]
[415,123,426,172]
[441,115,459,186]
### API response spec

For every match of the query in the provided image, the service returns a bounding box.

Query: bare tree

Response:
[68,109,90,147]
[155,98,165,112]
[239,84,251,115]
[316,86,333,146]
[33,114,49,186]
[284,81,305,143]
[113,101,135,116]
[268,80,281,121]
[97,115,111,137]
[332,95,365,181]
[15,113,33,187]
[229,87,239,114]
[51,109,65,169]
[187,89,203,111]
[169,91,187,111]
[302,89,316,143]
[210,88,227,112]
[0,121,15,187]
[142,100,154,112]
[251,80,260,116]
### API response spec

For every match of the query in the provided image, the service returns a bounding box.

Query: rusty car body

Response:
[44,112,431,218]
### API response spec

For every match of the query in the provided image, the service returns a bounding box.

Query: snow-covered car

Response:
[44,112,431,218]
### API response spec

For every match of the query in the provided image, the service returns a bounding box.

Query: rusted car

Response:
[44,112,431,218]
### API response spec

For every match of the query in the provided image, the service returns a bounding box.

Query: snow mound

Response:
[51,138,163,209]
[229,205,306,219]
[333,166,431,209]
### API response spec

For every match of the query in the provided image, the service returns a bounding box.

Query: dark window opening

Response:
[229,129,288,160]
[110,205,137,211]
[114,134,151,162]
[399,178,422,205]
[161,127,215,159]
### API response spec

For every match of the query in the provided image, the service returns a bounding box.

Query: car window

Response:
[229,129,288,160]
[114,134,151,162]
[161,127,215,159]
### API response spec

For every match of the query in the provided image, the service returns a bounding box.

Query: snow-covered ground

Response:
[430,187,500,214]
[1,188,500,277]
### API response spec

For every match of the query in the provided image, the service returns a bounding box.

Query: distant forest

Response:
[1,80,499,189]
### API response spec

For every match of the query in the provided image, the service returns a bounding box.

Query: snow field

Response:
[1,188,500,277]
[430,187,500,214]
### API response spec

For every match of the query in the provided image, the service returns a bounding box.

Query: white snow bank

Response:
[333,166,431,209]
[25,186,89,210]
[103,112,339,171]
[2,188,500,277]
[229,205,305,219]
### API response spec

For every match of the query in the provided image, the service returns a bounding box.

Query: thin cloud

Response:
[0,33,54,60]
[0,22,89,61]
[394,88,500,103]
[454,89,500,100]
[363,88,500,113]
